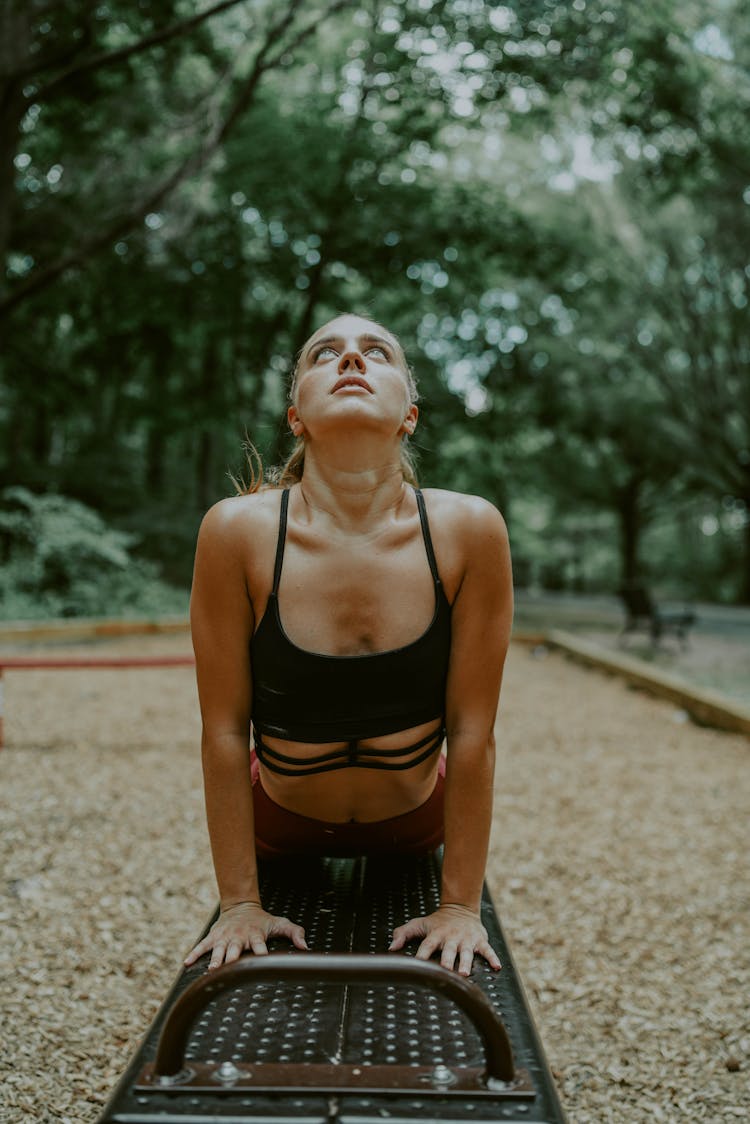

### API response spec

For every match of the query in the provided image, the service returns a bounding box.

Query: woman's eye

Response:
[314,346,337,360]
[366,346,388,358]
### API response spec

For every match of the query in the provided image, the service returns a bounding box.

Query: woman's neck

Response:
[297,445,409,532]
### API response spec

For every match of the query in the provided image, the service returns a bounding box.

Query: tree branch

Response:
[13,28,95,84]
[262,0,352,73]
[27,0,254,101]
[0,0,350,318]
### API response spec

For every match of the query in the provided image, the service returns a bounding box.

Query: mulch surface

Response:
[1,635,747,1122]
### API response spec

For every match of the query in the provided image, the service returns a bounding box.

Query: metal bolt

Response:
[155,1067,193,1087]
[215,1061,242,1083]
[431,1063,457,1087]
[486,1075,513,1092]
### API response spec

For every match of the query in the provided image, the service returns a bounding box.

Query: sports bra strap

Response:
[415,489,441,586]
[271,488,290,596]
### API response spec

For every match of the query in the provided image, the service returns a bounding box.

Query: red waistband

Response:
[250,752,445,858]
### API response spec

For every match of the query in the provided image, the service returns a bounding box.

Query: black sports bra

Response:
[250,488,452,776]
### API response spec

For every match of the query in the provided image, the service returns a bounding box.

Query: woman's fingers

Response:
[477,939,502,971]
[270,915,309,950]
[389,916,427,950]
[224,940,243,964]
[184,937,211,966]
[390,909,502,976]
[208,942,227,970]
[188,910,500,975]
[457,944,475,977]
[438,940,459,971]
[414,933,441,961]
[187,909,308,970]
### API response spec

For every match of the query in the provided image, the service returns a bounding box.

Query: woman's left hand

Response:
[389,904,502,976]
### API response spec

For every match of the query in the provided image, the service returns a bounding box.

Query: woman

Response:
[185,312,514,978]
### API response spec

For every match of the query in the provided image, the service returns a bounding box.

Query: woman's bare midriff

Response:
[255,718,444,823]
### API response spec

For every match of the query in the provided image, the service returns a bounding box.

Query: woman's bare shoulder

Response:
[420,487,508,541]
[196,490,284,581]
[198,488,283,541]
[419,489,509,597]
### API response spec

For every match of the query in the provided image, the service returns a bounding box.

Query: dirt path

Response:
[1,637,747,1122]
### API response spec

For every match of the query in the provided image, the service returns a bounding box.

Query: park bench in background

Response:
[617,583,697,650]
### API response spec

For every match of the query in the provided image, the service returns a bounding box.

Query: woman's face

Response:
[288,314,418,441]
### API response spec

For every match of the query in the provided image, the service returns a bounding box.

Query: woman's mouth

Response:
[331,376,373,393]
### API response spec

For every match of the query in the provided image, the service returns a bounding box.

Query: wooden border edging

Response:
[542,628,750,739]
[0,616,190,644]
[0,654,195,749]
[0,621,747,744]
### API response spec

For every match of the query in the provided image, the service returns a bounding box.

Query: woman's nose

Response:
[338,351,366,374]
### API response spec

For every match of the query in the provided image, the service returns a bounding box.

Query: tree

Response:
[0,0,349,314]
[1,0,748,600]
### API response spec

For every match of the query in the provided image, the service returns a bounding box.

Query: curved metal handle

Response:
[155,953,515,1083]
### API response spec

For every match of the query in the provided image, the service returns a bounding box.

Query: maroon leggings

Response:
[250,752,446,859]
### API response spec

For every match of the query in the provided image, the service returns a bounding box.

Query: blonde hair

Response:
[233,314,419,494]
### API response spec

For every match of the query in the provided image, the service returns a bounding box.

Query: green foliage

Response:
[0,488,187,619]
[0,0,748,607]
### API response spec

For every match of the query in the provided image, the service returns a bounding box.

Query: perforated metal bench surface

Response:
[98,853,566,1123]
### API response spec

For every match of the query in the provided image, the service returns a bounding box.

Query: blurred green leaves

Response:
[0,0,748,600]
[0,487,186,617]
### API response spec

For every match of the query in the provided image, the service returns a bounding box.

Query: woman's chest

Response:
[275,536,437,656]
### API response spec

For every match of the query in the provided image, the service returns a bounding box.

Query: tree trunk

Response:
[196,427,214,512]
[195,337,220,509]
[265,256,328,467]
[291,254,326,358]
[32,400,50,463]
[0,2,32,292]
[617,475,643,587]
[143,328,173,497]
[742,493,750,605]
[146,424,165,496]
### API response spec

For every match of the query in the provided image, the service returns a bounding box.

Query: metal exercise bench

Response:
[98,852,566,1123]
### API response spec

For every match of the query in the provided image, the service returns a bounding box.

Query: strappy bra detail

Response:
[249,487,452,774]
[252,722,446,777]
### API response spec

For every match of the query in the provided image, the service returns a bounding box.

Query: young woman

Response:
[185,312,513,977]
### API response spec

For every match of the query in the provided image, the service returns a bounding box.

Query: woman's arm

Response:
[390,495,513,975]
[184,498,306,969]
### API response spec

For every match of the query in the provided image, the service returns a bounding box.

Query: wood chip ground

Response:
[1,635,748,1122]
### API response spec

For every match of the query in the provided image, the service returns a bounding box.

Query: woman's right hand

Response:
[184,901,308,969]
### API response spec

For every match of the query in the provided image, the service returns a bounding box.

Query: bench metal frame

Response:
[97,852,566,1123]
